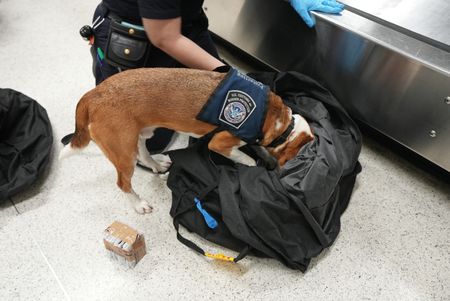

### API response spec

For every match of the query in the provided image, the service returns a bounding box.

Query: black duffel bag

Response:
[0,89,53,202]
[167,71,362,271]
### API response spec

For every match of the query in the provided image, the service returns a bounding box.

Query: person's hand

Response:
[289,0,344,28]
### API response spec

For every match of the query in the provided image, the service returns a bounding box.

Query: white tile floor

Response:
[0,0,449,300]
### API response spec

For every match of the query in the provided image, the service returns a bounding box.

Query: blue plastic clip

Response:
[121,21,145,31]
[194,197,218,229]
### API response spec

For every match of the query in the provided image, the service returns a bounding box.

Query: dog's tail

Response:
[71,94,91,149]
[59,94,92,160]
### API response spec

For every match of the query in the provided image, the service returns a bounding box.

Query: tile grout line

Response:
[31,237,72,301]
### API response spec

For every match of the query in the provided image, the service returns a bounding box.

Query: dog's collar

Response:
[267,118,295,148]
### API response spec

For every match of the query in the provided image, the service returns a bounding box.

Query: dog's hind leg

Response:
[208,131,257,166]
[89,123,153,214]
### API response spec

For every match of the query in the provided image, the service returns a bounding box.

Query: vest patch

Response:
[219,90,256,129]
[197,68,269,143]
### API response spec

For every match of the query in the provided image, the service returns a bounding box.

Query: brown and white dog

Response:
[60,68,313,213]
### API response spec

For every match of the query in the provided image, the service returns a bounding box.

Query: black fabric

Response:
[145,128,175,155]
[102,0,205,25]
[213,65,231,73]
[167,71,362,271]
[138,0,204,22]
[0,89,53,202]
[102,0,141,24]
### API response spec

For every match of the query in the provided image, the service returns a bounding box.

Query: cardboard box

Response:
[103,221,146,268]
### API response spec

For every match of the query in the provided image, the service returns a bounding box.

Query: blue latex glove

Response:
[289,0,345,27]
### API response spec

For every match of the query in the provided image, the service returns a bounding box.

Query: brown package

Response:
[103,221,146,267]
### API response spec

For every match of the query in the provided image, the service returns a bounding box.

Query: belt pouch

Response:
[105,20,150,69]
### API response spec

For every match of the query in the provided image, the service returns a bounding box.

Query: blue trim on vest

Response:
[197,68,269,143]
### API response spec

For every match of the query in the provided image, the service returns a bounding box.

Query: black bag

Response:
[167,71,362,271]
[104,20,151,69]
[0,89,53,202]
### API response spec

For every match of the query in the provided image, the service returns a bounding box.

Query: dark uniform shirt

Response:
[102,0,205,25]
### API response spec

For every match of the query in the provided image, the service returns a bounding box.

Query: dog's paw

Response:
[134,200,153,214]
[151,154,172,173]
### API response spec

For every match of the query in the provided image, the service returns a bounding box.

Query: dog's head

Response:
[268,114,314,167]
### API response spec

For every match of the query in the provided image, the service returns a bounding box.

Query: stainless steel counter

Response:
[341,0,450,51]
[204,0,450,172]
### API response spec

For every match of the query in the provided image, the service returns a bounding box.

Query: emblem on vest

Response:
[219,90,257,129]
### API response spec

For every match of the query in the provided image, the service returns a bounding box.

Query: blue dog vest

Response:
[197,68,270,143]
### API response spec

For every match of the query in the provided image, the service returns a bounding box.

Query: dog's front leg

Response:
[208,131,256,166]
[125,189,154,214]
[112,157,154,214]
[137,129,172,173]
[114,165,153,214]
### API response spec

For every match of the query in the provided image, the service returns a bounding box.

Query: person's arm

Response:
[142,17,224,70]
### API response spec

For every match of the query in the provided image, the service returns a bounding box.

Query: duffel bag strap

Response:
[172,181,250,263]
[173,216,251,263]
